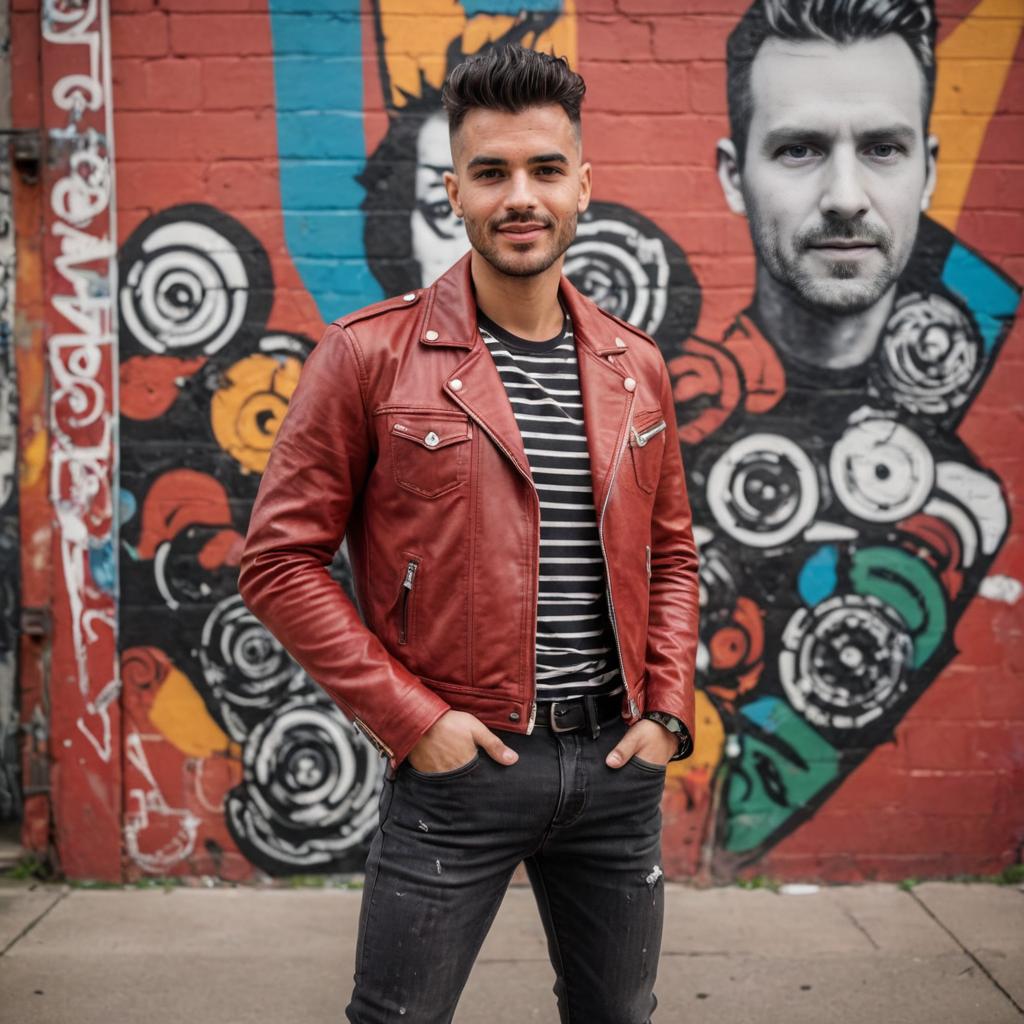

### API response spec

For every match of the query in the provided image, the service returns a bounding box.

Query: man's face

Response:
[412,112,470,287]
[444,104,592,279]
[721,35,937,314]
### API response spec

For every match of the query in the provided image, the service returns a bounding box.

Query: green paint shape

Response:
[724,697,839,853]
[850,547,947,667]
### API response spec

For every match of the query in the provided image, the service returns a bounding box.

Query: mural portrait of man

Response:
[668,0,1020,875]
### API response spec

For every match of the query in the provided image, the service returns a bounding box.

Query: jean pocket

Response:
[405,753,481,781]
[627,754,668,775]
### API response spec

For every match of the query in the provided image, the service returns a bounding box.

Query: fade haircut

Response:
[442,44,586,142]
[726,0,937,163]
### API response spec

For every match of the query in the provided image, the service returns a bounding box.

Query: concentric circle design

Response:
[871,292,982,415]
[118,206,271,357]
[226,696,384,871]
[199,595,304,741]
[706,434,819,548]
[779,594,912,731]
[829,414,934,523]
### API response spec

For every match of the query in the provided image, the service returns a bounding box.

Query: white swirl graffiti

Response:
[829,412,934,523]
[706,433,819,548]
[779,593,913,731]
[871,291,982,416]
[120,219,251,356]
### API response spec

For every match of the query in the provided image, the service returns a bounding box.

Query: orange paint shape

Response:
[931,0,1024,229]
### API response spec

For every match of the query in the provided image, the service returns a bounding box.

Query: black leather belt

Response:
[533,690,622,738]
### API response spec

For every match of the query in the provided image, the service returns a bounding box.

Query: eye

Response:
[474,168,503,180]
[776,144,820,165]
[535,165,563,176]
[866,143,902,161]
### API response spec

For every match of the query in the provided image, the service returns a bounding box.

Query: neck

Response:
[751,263,896,371]
[471,250,565,341]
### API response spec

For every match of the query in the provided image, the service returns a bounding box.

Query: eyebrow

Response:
[466,152,569,169]
[762,123,918,152]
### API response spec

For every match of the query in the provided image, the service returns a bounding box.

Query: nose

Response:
[504,168,537,213]
[819,149,870,221]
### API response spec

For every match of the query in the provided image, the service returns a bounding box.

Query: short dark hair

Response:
[726,0,937,162]
[442,44,586,140]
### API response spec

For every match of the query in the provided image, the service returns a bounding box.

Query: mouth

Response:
[497,223,549,243]
[807,240,878,256]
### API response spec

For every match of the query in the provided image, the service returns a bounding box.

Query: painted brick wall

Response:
[10,0,1024,882]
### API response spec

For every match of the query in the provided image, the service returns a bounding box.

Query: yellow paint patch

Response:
[211,353,303,475]
[931,0,1024,229]
[20,428,48,488]
[379,0,577,109]
[149,665,232,758]
[668,689,725,784]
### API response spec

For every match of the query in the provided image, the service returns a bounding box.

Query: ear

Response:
[577,160,592,215]
[921,134,939,212]
[716,138,747,216]
[443,170,463,220]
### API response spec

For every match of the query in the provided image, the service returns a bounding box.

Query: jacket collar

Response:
[420,251,632,357]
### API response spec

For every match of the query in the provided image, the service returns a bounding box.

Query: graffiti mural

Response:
[0,152,19,821]
[79,0,1018,882]
[666,0,1020,878]
[118,204,381,875]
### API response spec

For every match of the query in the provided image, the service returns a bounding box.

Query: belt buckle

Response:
[550,701,580,733]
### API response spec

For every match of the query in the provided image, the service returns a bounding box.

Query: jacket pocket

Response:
[629,411,667,494]
[390,412,472,499]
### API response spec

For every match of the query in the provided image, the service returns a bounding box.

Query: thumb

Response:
[606,732,639,770]
[472,723,518,766]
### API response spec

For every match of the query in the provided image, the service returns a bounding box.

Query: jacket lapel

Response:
[560,280,635,515]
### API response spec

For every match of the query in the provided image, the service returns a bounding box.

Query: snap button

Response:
[424,431,440,448]
[509,711,520,722]
[450,378,463,391]
[424,329,439,341]
[615,337,626,348]
[402,293,416,302]
[623,377,637,392]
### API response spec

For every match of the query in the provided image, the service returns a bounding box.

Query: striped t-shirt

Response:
[478,311,621,702]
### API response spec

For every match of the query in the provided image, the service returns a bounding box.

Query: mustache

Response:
[798,220,893,253]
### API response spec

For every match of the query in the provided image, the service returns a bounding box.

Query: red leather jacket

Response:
[238,254,700,765]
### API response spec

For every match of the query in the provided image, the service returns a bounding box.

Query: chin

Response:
[799,283,891,315]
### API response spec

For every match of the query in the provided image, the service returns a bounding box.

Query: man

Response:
[239,46,699,1023]
[670,0,1016,870]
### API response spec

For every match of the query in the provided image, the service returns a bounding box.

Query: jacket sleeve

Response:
[237,322,451,765]
[643,357,701,737]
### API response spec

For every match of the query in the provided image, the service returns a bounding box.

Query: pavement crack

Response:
[1,888,69,958]
[841,905,880,950]
[908,889,1024,1018]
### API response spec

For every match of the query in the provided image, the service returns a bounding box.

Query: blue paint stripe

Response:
[268,0,383,318]
[941,242,1021,355]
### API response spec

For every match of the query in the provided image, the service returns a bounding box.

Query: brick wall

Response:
[10,0,1023,882]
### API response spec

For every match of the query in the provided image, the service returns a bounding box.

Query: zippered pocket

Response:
[632,419,667,448]
[398,557,419,645]
[629,411,667,494]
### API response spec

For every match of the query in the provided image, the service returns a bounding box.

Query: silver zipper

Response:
[399,559,418,645]
[446,387,541,732]
[645,544,652,581]
[599,400,639,719]
[632,419,667,447]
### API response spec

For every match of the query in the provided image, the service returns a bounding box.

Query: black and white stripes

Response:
[478,312,620,701]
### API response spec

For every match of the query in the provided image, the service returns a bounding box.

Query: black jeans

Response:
[345,715,666,1024]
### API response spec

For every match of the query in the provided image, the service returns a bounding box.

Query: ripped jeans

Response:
[345,715,666,1024]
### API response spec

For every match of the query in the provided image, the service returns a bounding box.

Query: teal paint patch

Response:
[269,0,382,317]
[850,546,947,667]
[798,545,838,606]
[89,540,117,595]
[119,488,137,525]
[462,0,562,12]
[725,697,839,854]
[941,242,1021,354]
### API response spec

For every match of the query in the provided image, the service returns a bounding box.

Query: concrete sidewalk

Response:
[1,879,1022,1024]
